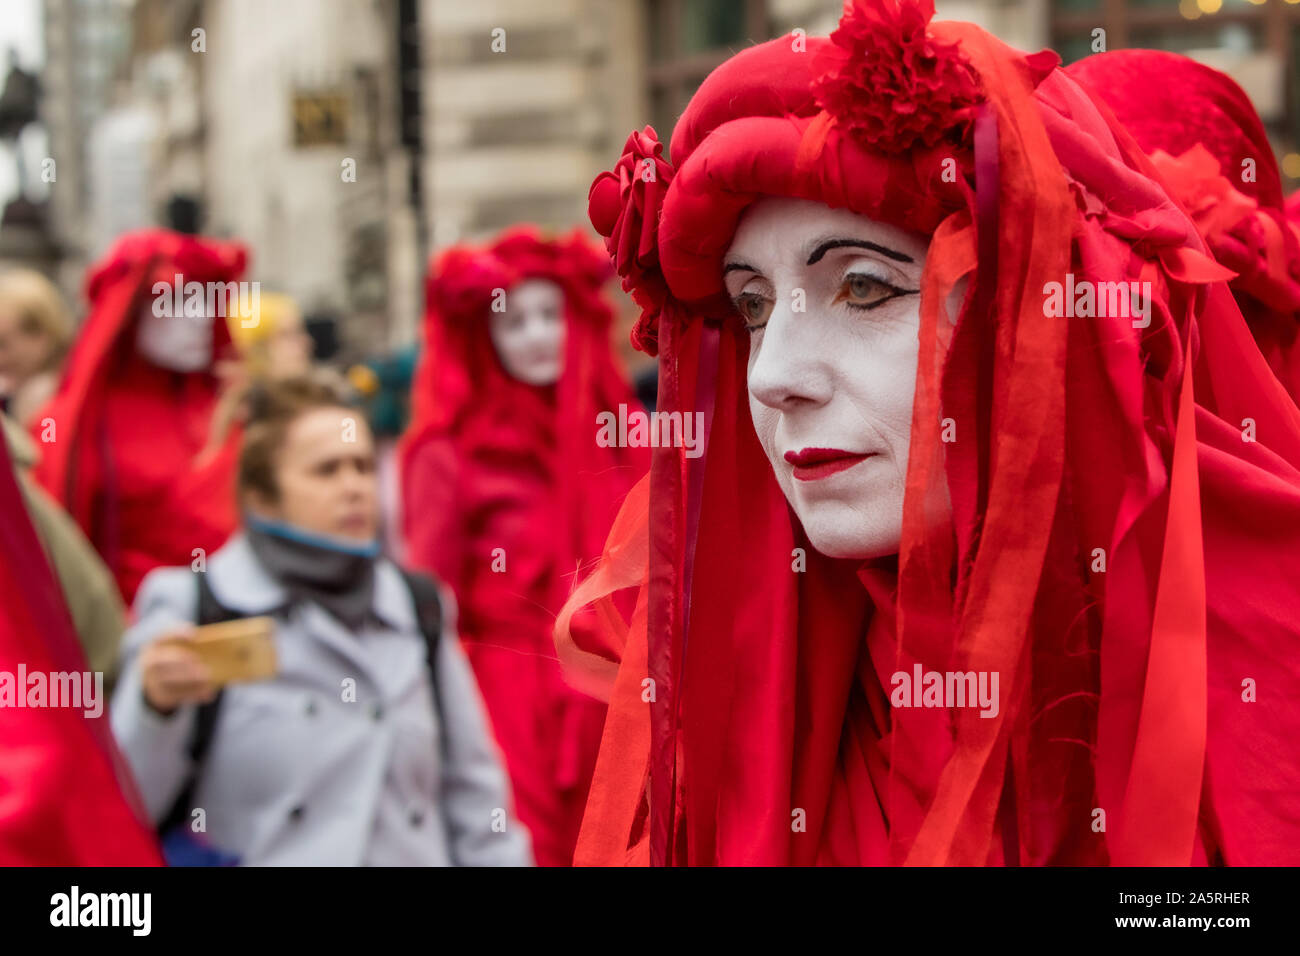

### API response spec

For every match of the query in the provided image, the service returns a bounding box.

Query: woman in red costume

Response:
[401,227,648,866]
[32,229,248,605]
[559,0,1300,865]
[1068,50,1300,403]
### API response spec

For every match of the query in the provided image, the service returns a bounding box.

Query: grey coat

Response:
[111,533,533,866]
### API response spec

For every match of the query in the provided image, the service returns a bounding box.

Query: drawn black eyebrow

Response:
[723,261,759,276]
[806,238,913,265]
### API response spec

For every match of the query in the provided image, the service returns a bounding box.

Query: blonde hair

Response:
[225,291,302,378]
[0,269,73,371]
[205,291,314,457]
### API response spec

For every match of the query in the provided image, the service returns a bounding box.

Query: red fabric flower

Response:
[813,0,983,154]
[1152,144,1257,239]
[1151,144,1300,312]
[588,126,674,355]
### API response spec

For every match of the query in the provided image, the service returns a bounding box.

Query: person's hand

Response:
[139,629,218,715]
[212,355,249,392]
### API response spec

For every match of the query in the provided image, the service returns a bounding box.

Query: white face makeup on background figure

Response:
[135,304,214,373]
[725,197,929,560]
[489,278,566,386]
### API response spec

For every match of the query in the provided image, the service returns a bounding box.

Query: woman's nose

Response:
[341,464,371,497]
[746,295,834,411]
[524,313,558,342]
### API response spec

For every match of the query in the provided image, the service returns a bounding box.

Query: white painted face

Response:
[489,278,566,386]
[724,197,928,560]
[135,304,214,372]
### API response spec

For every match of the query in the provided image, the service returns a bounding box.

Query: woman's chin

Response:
[507,360,562,387]
[330,522,377,543]
[799,511,901,561]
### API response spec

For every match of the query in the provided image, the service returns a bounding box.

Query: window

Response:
[646,0,771,159]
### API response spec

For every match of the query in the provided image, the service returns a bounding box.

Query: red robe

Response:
[31,230,246,605]
[401,227,648,866]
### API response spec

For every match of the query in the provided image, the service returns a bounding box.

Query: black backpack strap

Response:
[188,570,241,759]
[157,571,239,835]
[194,567,237,628]
[398,568,447,752]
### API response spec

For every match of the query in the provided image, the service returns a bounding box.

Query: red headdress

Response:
[32,229,248,602]
[562,0,1300,865]
[400,226,648,866]
[1068,51,1300,400]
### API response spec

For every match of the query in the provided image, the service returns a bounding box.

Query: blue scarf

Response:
[244,515,381,629]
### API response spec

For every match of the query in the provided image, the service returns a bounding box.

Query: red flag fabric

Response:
[0,432,161,865]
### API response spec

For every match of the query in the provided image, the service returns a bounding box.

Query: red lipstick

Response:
[783,447,874,481]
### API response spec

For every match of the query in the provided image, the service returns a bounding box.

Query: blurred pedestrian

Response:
[201,290,316,462]
[223,291,314,381]
[346,344,418,562]
[112,375,530,866]
[0,268,74,427]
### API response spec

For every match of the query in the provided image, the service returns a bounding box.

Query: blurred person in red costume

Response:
[558,0,1300,865]
[400,226,649,866]
[1068,50,1300,404]
[31,229,249,605]
[0,433,160,864]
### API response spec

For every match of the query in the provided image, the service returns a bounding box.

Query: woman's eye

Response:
[732,293,772,331]
[839,272,906,309]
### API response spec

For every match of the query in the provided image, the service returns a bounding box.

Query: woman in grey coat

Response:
[111,376,533,866]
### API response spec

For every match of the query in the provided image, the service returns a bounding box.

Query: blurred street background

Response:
[0,0,1296,365]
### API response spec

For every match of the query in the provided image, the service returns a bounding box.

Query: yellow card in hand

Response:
[172,616,278,686]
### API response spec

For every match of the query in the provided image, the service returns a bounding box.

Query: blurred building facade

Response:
[41,0,133,295]
[33,0,1052,351]
[0,50,58,278]
[30,0,1300,350]
[424,0,1049,249]
[40,0,413,354]
[198,0,402,355]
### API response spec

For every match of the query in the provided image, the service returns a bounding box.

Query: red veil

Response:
[1068,51,1300,403]
[400,226,648,866]
[560,0,1300,865]
[31,229,247,604]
